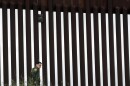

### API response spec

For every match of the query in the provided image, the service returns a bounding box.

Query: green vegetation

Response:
[4,77,71,86]
[4,77,46,86]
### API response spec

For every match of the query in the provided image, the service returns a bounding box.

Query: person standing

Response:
[31,62,42,86]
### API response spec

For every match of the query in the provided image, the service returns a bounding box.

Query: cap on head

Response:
[35,61,42,65]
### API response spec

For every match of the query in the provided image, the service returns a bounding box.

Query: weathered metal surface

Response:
[10,1,16,82]
[108,4,115,86]
[123,9,130,86]
[116,8,122,86]
[2,2,8,83]
[0,0,130,13]
[94,8,100,86]
[41,2,47,85]
[25,0,32,79]
[101,9,108,86]
[1,0,130,86]
[56,6,63,85]
[63,7,70,86]
[18,1,24,81]
[48,0,55,85]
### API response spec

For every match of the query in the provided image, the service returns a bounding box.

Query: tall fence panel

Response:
[0,0,130,86]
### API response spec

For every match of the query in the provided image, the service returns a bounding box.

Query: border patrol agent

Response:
[31,62,42,86]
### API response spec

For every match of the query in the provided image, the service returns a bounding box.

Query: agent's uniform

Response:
[31,67,40,86]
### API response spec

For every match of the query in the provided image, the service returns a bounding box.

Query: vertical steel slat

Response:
[93,8,100,86]
[56,7,62,85]
[0,0,2,6]
[63,7,70,86]
[10,2,16,82]
[86,12,93,86]
[18,1,24,82]
[2,2,8,85]
[78,8,85,86]
[85,0,93,85]
[48,0,55,85]
[115,8,122,86]
[55,2,64,84]
[71,8,78,86]
[33,1,39,62]
[41,4,47,85]
[123,9,130,86]
[109,13,115,86]
[108,0,115,85]
[54,0,60,85]
[25,0,31,78]
[101,8,108,86]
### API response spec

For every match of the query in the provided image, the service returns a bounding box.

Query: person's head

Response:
[35,62,42,69]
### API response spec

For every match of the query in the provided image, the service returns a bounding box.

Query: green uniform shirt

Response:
[31,67,40,85]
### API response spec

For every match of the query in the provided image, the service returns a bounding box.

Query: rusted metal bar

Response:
[108,12,115,86]
[10,1,16,82]
[2,1,8,84]
[56,7,62,86]
[63,1,70,85]
[33,0,39,63]
[48,0,55,84]
[93,8,100,86]
[0,0,1,7]
[78,5,85,86]
[86,0,93,85]
[25,0,31,77]
[123,8,130,86]
[71,7,78,86]
[115,8,122,86]
[63,7,70,86]
[108,0,115,85]
[101,8,108,86]
[100,1,108,86]
[55,0,63,85]
[18,0,24,81]
[56,9,62,85]
[41,0,47,85]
